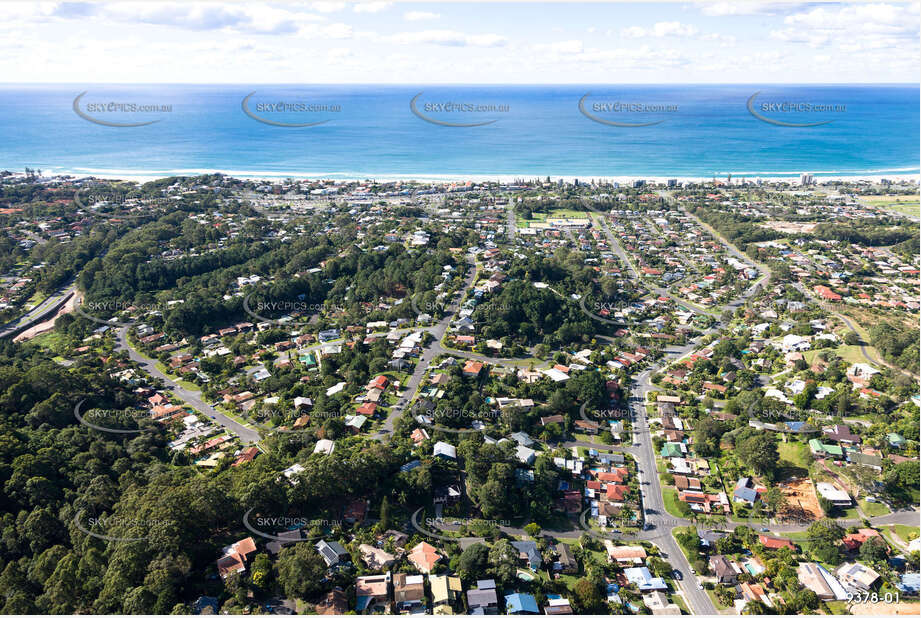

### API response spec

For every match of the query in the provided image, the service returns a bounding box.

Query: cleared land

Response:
[776,478,823,523]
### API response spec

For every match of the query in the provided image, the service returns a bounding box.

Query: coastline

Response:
[29,168,921,185]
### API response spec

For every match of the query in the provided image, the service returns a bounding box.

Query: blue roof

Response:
[734,487,759,503]
[400,460,422,472]
[898,572,920,594]
[505,593,539,614]
[623,567,666,591]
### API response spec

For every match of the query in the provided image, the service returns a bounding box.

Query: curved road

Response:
[0,282,77,338]
[115,326,261,443]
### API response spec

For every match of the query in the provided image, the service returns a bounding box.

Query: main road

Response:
[0,281,77,339]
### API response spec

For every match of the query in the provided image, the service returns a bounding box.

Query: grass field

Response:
[860,194,920,217]
[892,524,920,543]
[663,487,687,519]
[30,330,69,355]
[706,588,732,609]
[803,344,869,367]
[777,441,811,474]
[858,499,890,517]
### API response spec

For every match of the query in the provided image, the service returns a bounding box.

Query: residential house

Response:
[623,567,667,591]
[429,574,463,615]
[511,540,542,569]
[316,588,349,615]
[605,542,646,565]
[359,544,396,570]
[505,593,539,615]
[797,563,849,600]
[816,482,852,506]
[467,580,498,615]
[836,562,880,591]
[643,591,681,615]
[732,477,760,506]
[709,555,738,584]
[758,535,795,551]
[555,543,578,574]
[217,537,257,578]
[543,597,574,615]
[315,540,350,568]
[356,573,392,613]
[393,573,425,611]
[407,541,443,573]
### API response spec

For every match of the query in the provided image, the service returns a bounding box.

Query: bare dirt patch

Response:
[14,292,79,342]
[777,478,823,523]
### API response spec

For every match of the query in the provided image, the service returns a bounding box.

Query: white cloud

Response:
[98,3,326,35]
[404,11,439,21]
[696,2,792,16]
[621,21,699,38]
[700,32,737,46]
[772,3,919,50]
[385,29,507,47]
[533,40,584,55]
[353,2,392,13]
[311,2,346,13]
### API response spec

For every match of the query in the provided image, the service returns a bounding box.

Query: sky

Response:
[1,1,918,83]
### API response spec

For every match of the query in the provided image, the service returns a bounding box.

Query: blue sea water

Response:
[0,84,916,180]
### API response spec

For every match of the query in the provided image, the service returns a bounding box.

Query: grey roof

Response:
[315,539,348,566]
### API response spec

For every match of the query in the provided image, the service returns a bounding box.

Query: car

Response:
[689,567,696,574]
[673,570,682,581]
[760,527,770,532]
[696,583,704,590]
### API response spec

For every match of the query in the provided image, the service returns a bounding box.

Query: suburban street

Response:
[115,326,262,443]
[110,196,916,615]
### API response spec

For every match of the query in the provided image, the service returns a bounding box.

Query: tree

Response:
[762,487,787,515]
[805,520,845,565]
[858,536,888,563]
[524,522,541,538]
[457,543,490,583]
[276,543,326,600]
[736,432,779,480]
[647,556,672,578]
[379,496,391,531]
[572,577,603,613]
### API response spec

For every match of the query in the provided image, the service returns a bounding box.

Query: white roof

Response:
[433,441,457,458]
[314,439,335,455]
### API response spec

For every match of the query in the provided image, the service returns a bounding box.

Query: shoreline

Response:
[24,168,921,185]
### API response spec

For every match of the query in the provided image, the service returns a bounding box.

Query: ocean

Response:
[0,84,917,180]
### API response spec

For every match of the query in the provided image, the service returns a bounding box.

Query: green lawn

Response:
[858,499,890,517]
[662,487,687,519]
[892,525,920,543]
[670,594,689,615]
[176,379,201,391]
[670,527,698,563]
[803,344,868,366]
[30,330,70,355]
[840,507,861,520]
[860,194,920,217]
[777,441,811,471]
[706,588,732,609]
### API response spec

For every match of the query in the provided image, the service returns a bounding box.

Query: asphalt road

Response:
[0,282,77,338]
[115,326,261,443]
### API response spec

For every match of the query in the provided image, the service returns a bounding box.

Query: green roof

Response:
[809,439,842,456]
[660,442,683,458]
